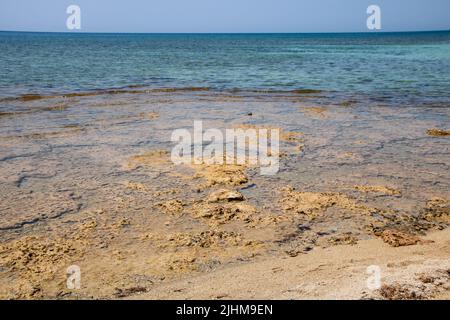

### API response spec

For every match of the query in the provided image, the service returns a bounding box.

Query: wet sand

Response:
[0,89,449,299]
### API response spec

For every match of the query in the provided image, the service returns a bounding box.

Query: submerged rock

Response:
[207,189,245,203]
[426,129,450,137]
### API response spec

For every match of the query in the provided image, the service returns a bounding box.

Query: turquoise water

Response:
[1,31,450,106]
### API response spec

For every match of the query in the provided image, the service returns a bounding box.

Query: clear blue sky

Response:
[0,0,449,33]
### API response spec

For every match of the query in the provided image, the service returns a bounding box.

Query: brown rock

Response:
[426,129,450,137]
[207,189,245,203]
[379,284,425,300]
[381,230,420,247]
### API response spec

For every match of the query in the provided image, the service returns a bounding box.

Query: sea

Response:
[1,31,450,107]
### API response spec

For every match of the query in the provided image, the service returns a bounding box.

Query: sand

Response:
[136,228,450,300]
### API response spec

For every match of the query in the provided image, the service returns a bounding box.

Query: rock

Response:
[381,230,421,247]
[207,189,245,203]
[193,164,248,188]
[426,129,450,137]
[379,284,425,300]
[114,286,147,298]
[280,186,374,218]
[191,201,256,226]
[165,230,244,248]
[354,185,401,196]
[157,200,184,215]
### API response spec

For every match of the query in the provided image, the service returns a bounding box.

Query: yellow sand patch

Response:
[280,186,374,218]
[157,199,185,216]
[191,201,256,226]
[125,181,150,192]
[163,230,244,248]
[125,150,170,169]
[140,112,159,120]
[0,235,88,298]
[354,185,401,196]
[301,106,328,118]
[192,163,248,188]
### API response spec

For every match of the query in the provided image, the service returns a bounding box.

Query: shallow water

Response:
[0,90,447,239]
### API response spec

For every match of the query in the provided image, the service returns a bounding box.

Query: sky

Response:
[0,0,449,33]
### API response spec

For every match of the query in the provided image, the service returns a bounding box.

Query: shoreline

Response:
[0,86,324,104]
[136,228,450,300]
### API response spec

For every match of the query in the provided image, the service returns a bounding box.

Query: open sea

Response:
[1,31,450,107]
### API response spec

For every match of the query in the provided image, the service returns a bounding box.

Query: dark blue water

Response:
[1,31,450,105]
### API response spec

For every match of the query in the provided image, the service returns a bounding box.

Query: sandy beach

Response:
[0,89,448,299]
[137,228,450,300]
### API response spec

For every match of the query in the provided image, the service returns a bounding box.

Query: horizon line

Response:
[1,29,450,35]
